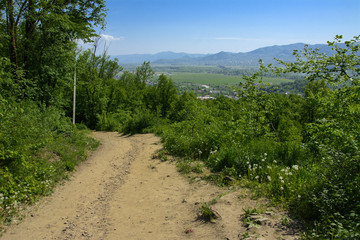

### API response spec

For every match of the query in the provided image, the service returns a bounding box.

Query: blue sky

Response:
[98,0,360,55]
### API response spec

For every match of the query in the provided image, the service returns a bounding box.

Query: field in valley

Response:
[167,72,294,86]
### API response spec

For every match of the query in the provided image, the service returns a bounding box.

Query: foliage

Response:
[74,48,123,129]
[176,159,204,174]
[159,35,360,238]
[121,108,156,135]
[0,100,98,225]
[0,0,107,105]
[198,203,218,221]
[0,0,105,227]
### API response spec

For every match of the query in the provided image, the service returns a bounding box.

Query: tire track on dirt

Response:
[1,132,300,240]
[58,134,142,240]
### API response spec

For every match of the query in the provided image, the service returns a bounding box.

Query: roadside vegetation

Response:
[159,36,360,239]
[0,0,106,229]
[0,2,359,238]
[127,36,359,239]
[0,101,99,226]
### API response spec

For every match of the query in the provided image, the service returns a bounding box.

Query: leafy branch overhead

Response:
[0,0,107,105]
[273,35,360,86]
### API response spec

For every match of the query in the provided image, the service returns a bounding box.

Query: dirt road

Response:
[1,132,299,240]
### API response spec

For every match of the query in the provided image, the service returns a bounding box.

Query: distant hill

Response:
[113,43,337,66]
[112,51,208,64]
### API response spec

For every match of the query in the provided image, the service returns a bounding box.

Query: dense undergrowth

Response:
[0,100,99,227]
[153,36,359,239]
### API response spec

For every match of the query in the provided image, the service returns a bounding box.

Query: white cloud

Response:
[100,34,125,42]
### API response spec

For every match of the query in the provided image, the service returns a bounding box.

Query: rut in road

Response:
[2,132,300,240]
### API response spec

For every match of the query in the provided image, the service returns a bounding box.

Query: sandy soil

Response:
[1,132,300,240]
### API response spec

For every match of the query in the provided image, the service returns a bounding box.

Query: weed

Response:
[281,215,292,226]
[176,160,192,174]
[209,193,226,205]
[242,207,265,218]
[158,150,169,162]
[241,206,269,228]
[198,203,218,221]
[176,160,204,174]
[241,231,250,239]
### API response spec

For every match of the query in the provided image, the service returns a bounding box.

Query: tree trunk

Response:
[24,0,37,73]
[7,0,17,67]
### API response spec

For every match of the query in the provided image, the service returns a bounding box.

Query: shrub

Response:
[97,109,131,131]
[122,108,156,135]
[0,100,99,225]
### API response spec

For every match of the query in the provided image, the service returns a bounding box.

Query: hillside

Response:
[113,43,336,66]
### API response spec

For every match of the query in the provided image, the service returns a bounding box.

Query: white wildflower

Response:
[267,176,272,181]
[280,187,284,190]
[292,165,299,170]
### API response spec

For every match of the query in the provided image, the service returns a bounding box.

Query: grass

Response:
[176,159,204,174]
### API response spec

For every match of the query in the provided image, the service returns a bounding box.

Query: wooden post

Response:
[72,66,76,124]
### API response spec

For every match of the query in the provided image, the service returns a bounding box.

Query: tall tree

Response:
[0,0,107,104]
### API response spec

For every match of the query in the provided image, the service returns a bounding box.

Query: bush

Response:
[96,109,131,132]
[122,108,156,135]
[0,100,99,225]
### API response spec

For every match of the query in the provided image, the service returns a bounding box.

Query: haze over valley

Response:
[112,43,337,66]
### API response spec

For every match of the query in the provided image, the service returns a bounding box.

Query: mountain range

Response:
[112,43,336,66]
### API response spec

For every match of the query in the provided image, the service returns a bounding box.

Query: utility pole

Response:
[72,65,76,125]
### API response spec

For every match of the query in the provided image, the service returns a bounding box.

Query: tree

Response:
[271,35,360,237]
[0,0,107,105]
[157,74,177,116]
[135,61,154,89]
[74,47,123,129]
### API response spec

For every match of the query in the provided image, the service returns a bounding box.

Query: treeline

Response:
[264,79,308,94]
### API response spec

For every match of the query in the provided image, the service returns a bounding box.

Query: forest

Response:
[1,1,360,238]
